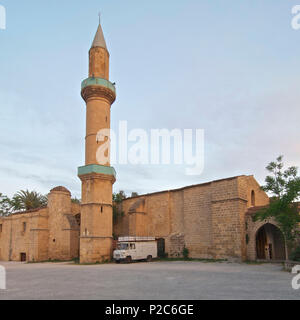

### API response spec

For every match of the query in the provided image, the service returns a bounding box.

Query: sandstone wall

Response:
[0,208,49,262]
[0,187,80,262]
[115,175,270,261]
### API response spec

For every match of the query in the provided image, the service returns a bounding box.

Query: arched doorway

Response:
[256,224,286,260]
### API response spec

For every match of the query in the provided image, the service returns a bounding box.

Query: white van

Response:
[113,237,158,263]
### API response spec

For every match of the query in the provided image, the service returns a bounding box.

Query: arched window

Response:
[251,190,255,207]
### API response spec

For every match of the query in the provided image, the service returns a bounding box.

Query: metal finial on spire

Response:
[91,13,107,50]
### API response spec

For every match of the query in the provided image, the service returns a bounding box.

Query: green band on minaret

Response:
[78,164,116,178]
[81,77,116,93]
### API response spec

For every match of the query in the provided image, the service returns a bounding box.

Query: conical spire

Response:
[91,21,107,50]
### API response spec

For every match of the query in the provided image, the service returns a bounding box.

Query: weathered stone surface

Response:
[0,188,80,262]
[114,175,271,261]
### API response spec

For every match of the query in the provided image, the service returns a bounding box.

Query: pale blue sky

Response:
[0,0,300,198]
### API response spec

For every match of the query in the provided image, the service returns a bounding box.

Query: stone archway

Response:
[255,223,286,260]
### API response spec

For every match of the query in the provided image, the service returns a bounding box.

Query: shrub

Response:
[183,247,189,260]
[290,246,300,261]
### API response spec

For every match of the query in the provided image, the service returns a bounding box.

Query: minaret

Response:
[78,21,116,263]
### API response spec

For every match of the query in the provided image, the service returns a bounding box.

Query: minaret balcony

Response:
[78,164,116,183]
[81,77,116,104]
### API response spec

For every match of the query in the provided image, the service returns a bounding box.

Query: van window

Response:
[130,243,136,250]
[118,243,129,250]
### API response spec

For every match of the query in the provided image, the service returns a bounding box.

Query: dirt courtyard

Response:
[0,260,299,300]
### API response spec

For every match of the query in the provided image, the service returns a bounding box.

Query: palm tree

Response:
[11,190,48,212]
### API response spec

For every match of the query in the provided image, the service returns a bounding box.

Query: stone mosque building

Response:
[0,23,289,263]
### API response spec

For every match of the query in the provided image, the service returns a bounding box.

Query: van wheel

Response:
[147,255,152,262]
[126,256,132,264]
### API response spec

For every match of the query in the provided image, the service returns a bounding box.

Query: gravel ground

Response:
[0,260,299,300]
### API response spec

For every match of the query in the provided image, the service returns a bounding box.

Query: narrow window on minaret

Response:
[101,206,103,213]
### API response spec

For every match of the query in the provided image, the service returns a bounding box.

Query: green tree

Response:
[112,191,126,222]
[254,156,300,247]
[113,190,127,203]
[0,193,12,216]
[71,197,81,204]
[10,190,48,212]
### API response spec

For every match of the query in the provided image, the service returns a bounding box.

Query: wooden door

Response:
[20,253,26,262]
[256,227,267,259]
